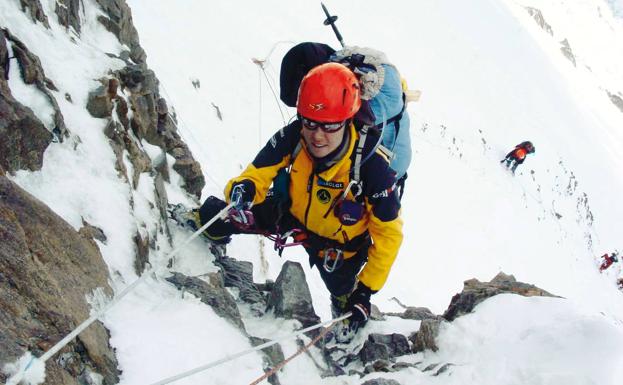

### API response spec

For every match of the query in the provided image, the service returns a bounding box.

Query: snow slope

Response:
[2,0,623,384]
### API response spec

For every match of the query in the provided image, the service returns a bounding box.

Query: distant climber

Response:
[599,251,619,272]
[501,141,535,174]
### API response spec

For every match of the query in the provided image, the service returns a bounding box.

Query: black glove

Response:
[229,180,255,210]
[346,283,373,324]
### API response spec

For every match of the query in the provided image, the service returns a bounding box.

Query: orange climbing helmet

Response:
[297,62,361,122]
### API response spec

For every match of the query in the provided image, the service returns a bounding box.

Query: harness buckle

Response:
[322,248,344,273]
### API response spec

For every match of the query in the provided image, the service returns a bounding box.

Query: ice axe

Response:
[321,3,345,47]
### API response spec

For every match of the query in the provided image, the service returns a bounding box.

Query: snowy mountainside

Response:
[1,0,623,384]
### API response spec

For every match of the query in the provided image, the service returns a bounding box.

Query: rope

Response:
[5,203,234,385]
[248,319,337,385]
[149,313,351,385]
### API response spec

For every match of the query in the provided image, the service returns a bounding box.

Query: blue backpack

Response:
[280,42,412,180]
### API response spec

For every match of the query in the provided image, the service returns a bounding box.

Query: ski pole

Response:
[321,3,345,47]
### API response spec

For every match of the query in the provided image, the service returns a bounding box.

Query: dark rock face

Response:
[359,341,390,364]
[266,261,320,327]
[359,333,410,364]
[89,66,205,198]
[166,272,245,332]
[0,32,53,173]
[410,319,442,353]
[214,257,266,313]
[4,30,68,140]
[249,336,284,385]
[19,0,50,28]
[0,176,119,385]
[55,0,82,33]
[443,272,556,321]
[94,0,146,63]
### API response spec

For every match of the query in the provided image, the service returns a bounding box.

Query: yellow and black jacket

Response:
[225,120,403,291]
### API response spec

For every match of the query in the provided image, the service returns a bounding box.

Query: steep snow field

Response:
[2,0,623,384]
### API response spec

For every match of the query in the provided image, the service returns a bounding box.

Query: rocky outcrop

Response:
[267,261,320,328]
[443,272,556,321]
[410,319,442,353]
[0,31,53,173]
[166,272,245,332]
[4,29,68,140]
[525,7,553,35]
[19,0,50,28]
[214,257,266,314]
[359,333,410,364]
[88,67,205,198]
[0,176,118,385]
[55,0,81,34]
[94,0,146,64]
[384,306,438,321]
[560,39,576,66]
[361,379,402,385]
[607,91,623,114]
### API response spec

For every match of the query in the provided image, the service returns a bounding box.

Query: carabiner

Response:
[322,248,344,273]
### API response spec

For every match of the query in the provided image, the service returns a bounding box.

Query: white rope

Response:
[5,203,234,384]
[149,312,352,385]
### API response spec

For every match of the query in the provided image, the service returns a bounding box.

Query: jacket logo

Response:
[316,189,331,204]
[309,103,325,111]
[317,178,344,189]
[371,183,397,199]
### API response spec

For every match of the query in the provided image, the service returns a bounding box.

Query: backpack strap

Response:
[370,92,407,138]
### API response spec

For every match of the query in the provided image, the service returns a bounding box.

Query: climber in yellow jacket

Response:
[193,63,403,342]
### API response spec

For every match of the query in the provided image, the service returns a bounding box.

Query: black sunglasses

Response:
[300,116,346,133]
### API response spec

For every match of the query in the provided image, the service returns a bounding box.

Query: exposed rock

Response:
[55,0,81,34]
[385,306,438,320]
[525,7,553,35]
[434,363,453,376]
[78,219,107,244]
[364,359,393,374]
[113,65,205,197]
[19,0,50,28]
[166,272,245,332]
[4,29,68,140]
[359,340,390,364]
[443,272,556,321]
[168,143,205,198]
[213,257,266,314]
[0,32,53,173]
[249,336,284,385]
[133,230,150,275]
[0,176,118,384]
[560,39,576,66]
[94,0,146,63]
[267,261,320,327]
[361,377,402,385]
[607,91,623,114]
[86,84,114,118]
[410,319,441,353]
[367,333,410,358]
[153,151,170,183]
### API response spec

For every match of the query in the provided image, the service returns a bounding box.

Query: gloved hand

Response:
[229,180,255,210]
[346,282,373,325]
